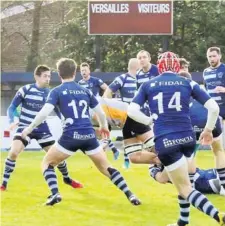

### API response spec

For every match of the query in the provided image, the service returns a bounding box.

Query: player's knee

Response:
[129,153,141,163]
[124,143,142,163]
[143,137,155,151]
[42,156,58,168]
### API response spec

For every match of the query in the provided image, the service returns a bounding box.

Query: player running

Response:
[21,58,141,206]
[1,65,82,191]
[128,51,225,226]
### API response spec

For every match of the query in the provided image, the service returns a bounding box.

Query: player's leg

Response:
[186,154,197,189]
[125,141,158,164]
[211,134,225,190]
[167,160,224,225]
[123,137,142,168]
[85,143,141,205]
[1,132,29,190]
[122,117,157,168]
[156,135,224,225]
[222,119,225,149]
[41,142,71,206]
[135,130,159,163]
[40,135,83,189]
[107,124,120,160]
[95,126,120,160]
[101,138,120,160]
[149,165,170,184]
[209,178,225,196]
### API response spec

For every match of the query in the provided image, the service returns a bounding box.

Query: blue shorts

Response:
[155,131,196,171]
[14,126,55,148]
[194,169,218,194]
[195,118,222,140]
[56,129,101,156]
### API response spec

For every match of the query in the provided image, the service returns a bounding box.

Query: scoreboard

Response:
[88,0,173,35]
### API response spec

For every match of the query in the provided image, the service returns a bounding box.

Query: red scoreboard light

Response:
[88,0,173,35]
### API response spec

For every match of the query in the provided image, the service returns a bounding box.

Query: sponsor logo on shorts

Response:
[163,136,194,148]
[73,132,95,140]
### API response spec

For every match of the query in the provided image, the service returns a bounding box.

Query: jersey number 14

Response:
[153,92,182,114]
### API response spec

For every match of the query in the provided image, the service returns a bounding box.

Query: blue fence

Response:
[1,71,204,84]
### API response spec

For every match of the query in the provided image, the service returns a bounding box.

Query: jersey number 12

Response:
[68,100,89,118]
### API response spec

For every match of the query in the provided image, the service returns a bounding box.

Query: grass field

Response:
[1,150,224,226]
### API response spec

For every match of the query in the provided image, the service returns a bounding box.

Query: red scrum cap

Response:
[157,51,180,74]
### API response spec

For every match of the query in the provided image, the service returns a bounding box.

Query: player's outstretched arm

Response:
[128,102,155,125]
[204,99,220,131]
[103,87,114,98]
[199,99,220,145]
[21,103,54,138]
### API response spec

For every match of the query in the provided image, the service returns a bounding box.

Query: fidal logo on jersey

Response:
[163,136,194,148]
[159,81,184,86]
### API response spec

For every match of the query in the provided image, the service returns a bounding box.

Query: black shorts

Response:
[122,116,151,140]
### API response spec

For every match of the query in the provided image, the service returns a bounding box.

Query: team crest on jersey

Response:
[218,72,224,79]
[150,83,156,87]
[89,83,93,87]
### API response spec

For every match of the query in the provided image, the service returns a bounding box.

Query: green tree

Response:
[51,1,225,72]
[26,1,43,71]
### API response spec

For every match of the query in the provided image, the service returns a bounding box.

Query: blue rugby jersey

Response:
[203,63,225,118]
[78,76,104,97]
[136,64,159,88]
[46,81,98,135]
[194,168,219,194]
[7,84,52,132]
[132,72,211,138]
[109,73,137,103]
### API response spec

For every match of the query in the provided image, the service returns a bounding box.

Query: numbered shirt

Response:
[78,76,104,97]
[132,72,211,138]
[46,81,98,132]
[203,63,225,118]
